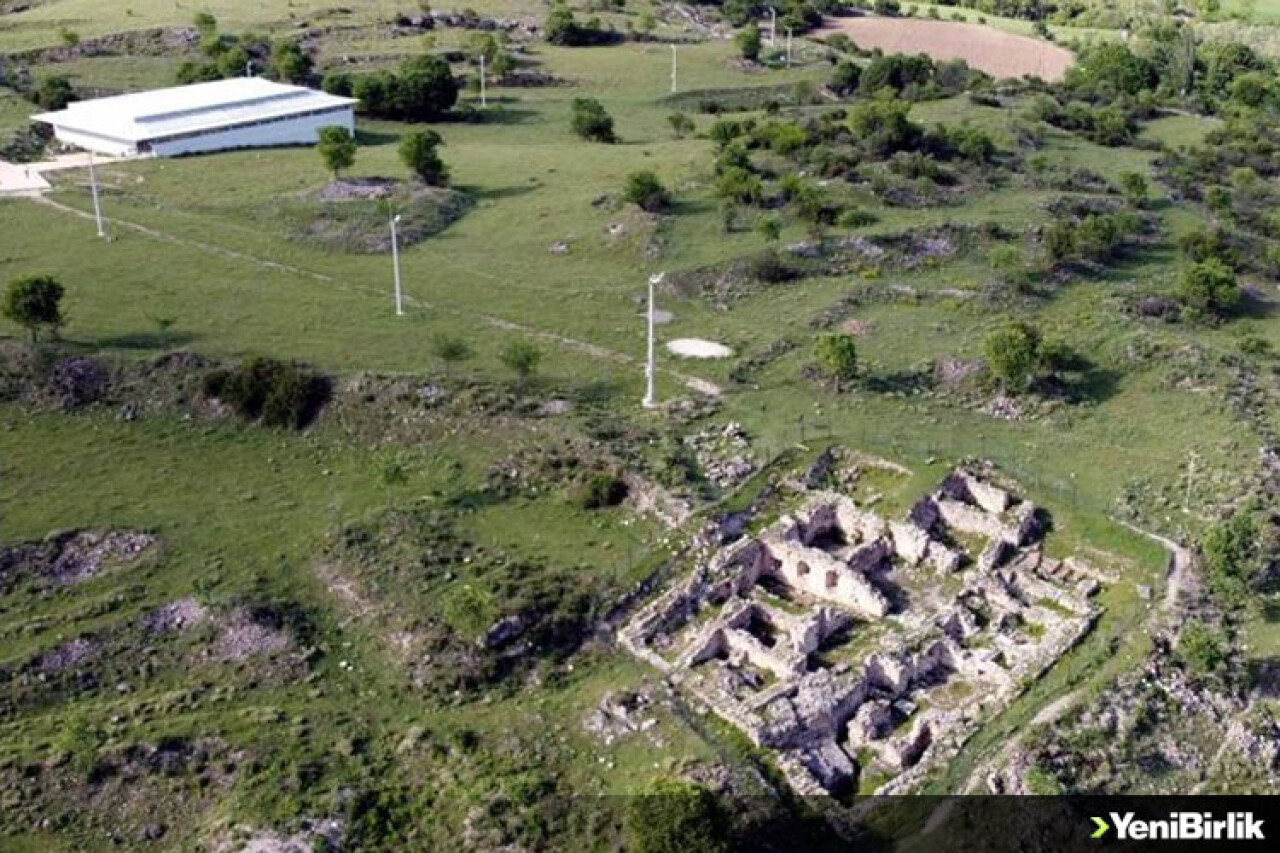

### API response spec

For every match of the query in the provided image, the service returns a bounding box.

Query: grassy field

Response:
[2,2,1279,848]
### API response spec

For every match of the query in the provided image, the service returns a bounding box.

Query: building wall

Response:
[52,127,137,158]
[150,108,354,157]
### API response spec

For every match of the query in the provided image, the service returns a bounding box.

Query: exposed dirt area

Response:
[815,16,1074,82]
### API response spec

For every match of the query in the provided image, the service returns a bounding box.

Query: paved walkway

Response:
[0,152,126,197]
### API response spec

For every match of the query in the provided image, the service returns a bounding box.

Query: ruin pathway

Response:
[29,193,723,398]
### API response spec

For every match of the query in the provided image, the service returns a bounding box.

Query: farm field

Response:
[1,2,1279,851]
[814,16,1075,80]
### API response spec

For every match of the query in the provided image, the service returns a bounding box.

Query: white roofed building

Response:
[33,78,357,158]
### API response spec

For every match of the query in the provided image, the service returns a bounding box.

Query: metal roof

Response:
[33,78,357,143]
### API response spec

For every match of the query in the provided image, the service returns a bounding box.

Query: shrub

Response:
[203,356,330,429]
[3,275,65,342]
[1179,619,1225,675]
[399,130,448,185]
[744,249,794,284]
[715,166,763,205]
[623,170,671,213]
[500,340,543,382]
[317,125,356,179]
[1199,512,1260,604]
[624,780,730,853]
[1118,172,1148,207]
[33,76,75,110]
[849,100,922,157]
[571,472,629,509]
[1177,258,1239,317]
[668,112,695,139]
[830,61,861,96]
[570,97,617,143]
[813,332,858,391]
[983,320,1042,392]
[737,23,762,62]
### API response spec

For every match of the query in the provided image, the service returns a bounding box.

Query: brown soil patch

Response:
[815,16,1074,82]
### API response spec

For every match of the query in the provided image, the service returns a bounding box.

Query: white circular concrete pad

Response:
[666,338,733,359]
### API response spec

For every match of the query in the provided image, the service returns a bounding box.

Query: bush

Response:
[1179,619,1226,675]
[830,61,861,96]
[813,332,858,390]
[203,357,331,429]
[744,249,795,284]
[570,97,617,143]
[623,170,671,213]
[399,130,448,185]
[3,274,65,342]
[736,23,763,62]
[317,125,356,178]
[571,472,629,509]
[352,55,458,121]
[33,76,75,110]
[1177,258,1239,317]
[1199,512,1260,604]
[983,320,1042,392]
[624,780,730,853]
[500,340,543,382]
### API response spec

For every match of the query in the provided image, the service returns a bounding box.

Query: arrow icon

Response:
[1091,816,1110,838]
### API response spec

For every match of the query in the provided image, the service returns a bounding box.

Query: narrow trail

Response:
[30,194,723,397]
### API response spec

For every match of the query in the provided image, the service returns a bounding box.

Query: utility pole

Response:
[390,213,404,316]
[479,54,487,108]
[786,27,793,68]
[769,7,777,47]
[643,272,662,409]
[87,150,105,239]
[670,44,678,94]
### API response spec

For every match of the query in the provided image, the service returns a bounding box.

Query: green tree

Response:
[814,331,858,392]
[317,125,356,179]
[1199,512,1260,604]
[668,112,695,139]
[757,215,781,243]
[399,130,448,185]
[3,274,65,342]
[570,97,617,142]
[431,334,472,373]
[624,780,730,853]
[990,244,1030,291]
[1118,171,1148,207]
[983,320,1042,392]
[398,53,459,120]
[34,75,75,110]
[1177,257,1239,317]
[736,23,762,62]
[1179,619,1225,674]
[500,340,543,383]
[545,3,581,45]
[193,11,218,37]
[623,170,670,213]
[270,39,313,84]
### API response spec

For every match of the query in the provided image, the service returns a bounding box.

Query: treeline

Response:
[175,13,313,85]
[322,54,459,122]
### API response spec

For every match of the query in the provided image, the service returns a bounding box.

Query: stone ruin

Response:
[620,461,1112,797]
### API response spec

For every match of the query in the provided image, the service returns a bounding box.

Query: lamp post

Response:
[786,27,793,68]
[643,272,663,410]
[479,54,487,108]
[670,44,678,94]
[769,7,777,47]
[390,213,404,316]
[87,151,105,239]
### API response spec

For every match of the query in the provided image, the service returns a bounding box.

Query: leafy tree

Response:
[983,320,1042,392]
[202,356,330,429]
[545,3,581,45]
[431,334,472,372]
[860,53,934,96]
[624,780,730,853]
[849,100,922,156]
[399,130,448,185]
[193,11,218,37]
[397,53,459,121]
[736,23,762,62]
[3,275,65,342]
[1118,172,1148,207]
[757,216,781,243]
[623,170,670,213]
[500,340,542,383]
[1179,619,1226,675]
[570,97,617,143]
[33,75,75,110]
[715,165,763,204]
[270,39,313,84]
[814,332,858,392]
[1067,42,1156,96]
[317,125,356,179]
[667,112,694,139]
[830,61,861,96]
[1199,511,1260,603]
[1177,257,1239,317]
[990,245,1030,291]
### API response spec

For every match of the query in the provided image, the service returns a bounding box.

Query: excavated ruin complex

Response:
[620,461,1111,796]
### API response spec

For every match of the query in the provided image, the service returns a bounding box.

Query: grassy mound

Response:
[268,178,472,254]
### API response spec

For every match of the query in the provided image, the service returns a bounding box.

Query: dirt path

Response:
[31,194,722,397]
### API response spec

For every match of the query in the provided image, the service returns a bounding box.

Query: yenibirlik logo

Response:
[1091,812,1265,841]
